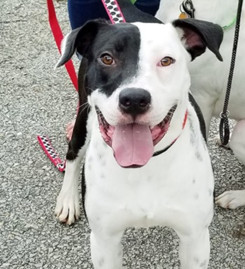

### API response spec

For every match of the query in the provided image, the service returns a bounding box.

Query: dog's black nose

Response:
[119,88,151,116]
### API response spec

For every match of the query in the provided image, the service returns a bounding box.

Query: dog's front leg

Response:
[55,156,83,225]
[55,56,90,225]
[90,230,124,269]
[55,101,89,225]
[178,228,210,269]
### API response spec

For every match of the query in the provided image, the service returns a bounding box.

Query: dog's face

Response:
[86,22,192,168]
[57,19,223,167]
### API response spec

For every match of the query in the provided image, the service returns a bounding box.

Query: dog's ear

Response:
[56,19,109,68]
[172,18,223,61]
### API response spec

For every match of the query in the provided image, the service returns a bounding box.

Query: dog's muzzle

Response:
[96,104,177,168]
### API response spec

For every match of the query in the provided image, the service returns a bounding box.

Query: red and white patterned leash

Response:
[38,0,126,172]
[37,135,66,172]
[101,0,126,23]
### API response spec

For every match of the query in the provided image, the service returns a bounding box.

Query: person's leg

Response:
[135,0,160,16]
[68,0,161,30]
[68,0,109,29]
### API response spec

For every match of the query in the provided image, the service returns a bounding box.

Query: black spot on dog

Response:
[98,153,103,160]
[195,150,203,162]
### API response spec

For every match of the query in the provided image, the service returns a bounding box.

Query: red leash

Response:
[38,0,79,172]
[47,0,78,90]
[37,135,66,172]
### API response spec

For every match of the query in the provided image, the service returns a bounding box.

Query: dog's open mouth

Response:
[96,105,177,168]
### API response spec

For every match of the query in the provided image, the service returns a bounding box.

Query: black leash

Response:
[219,0,243,146]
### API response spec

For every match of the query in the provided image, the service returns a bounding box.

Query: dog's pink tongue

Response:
[112,124,153,167]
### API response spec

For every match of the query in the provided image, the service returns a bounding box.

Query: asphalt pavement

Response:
[0,0,244,268]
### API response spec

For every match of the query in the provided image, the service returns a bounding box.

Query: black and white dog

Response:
[54,16,223,268]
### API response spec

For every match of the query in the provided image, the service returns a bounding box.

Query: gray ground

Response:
[1,0,245,268]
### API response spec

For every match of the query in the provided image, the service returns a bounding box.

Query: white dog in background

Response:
[156,0,245,209]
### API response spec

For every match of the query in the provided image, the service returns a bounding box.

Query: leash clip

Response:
[180,0,195,18]
[219,110,230,119]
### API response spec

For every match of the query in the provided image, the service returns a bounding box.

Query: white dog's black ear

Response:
[173,18,223,61]
[56,19,109,68]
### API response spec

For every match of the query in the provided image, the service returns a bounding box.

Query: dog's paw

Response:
[55,188,80,225]
[215,190,245,209]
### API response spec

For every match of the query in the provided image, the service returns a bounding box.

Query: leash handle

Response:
[219,112,230,146]
[37,135,66,172]
[219,0,243,145]
[101,0,126,23]
[47,0,78,90]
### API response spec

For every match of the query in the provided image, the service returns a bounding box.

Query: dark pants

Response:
[68,0,160,29]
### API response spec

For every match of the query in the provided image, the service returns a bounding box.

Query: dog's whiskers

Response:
[78,102,90,115]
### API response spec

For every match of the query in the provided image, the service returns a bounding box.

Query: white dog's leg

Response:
[229,120,245,165]
[55,148,85,225]
[215,120,245,209]
[216,190,245,209]
[178,228,210,269]
[90,230,124,269]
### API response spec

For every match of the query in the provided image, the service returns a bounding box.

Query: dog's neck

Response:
[153,109,188,157]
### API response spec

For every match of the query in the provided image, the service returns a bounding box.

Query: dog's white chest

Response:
[85,118,213,233]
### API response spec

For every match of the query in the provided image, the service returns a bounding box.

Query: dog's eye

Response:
[158,57,175,67]
[99,54,115,66]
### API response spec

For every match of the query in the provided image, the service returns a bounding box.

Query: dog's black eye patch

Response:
[85,23,141,97]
